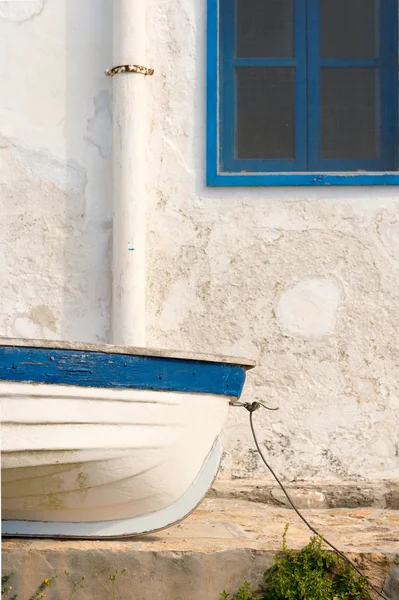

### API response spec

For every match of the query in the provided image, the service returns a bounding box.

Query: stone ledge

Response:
[210,479,399,510]
[3,499,399,600]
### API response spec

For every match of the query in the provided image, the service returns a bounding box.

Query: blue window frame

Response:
[207,0,399,186]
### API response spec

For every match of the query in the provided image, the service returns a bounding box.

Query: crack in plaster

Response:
[1,135,87,196]
[162,136,195,177]
[375,210,399,263]
[84,91,112,159]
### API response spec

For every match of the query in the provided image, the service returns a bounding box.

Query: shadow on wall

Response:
[0,1,113,343]
[63,0,113,342]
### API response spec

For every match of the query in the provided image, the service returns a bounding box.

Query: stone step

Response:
[3,499,399,600]
[210,479,399,510]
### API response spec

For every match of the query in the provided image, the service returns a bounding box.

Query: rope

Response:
[231,401,389,600]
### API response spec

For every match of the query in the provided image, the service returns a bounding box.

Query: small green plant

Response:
[2,573,57,600]
[109,568,127,600]
[221,525,371,600]
[1,569,128,600]
[28,576,57,600]
[221,581,260,600]
[2,574,17,600]
[64,571,85,600]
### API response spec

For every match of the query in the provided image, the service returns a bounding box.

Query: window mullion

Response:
[306,0,321,171]
[295,0,308,170]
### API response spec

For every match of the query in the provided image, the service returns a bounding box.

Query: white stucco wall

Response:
[1,0,398,484]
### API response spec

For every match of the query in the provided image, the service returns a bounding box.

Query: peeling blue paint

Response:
[0,346,247,397]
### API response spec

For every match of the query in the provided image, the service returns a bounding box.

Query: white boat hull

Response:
[0,339,253,538]
[2,438,222,539]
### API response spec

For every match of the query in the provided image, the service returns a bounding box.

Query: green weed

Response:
[221,525,371,600]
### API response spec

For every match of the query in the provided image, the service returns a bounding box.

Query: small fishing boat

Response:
[1,338,254,538]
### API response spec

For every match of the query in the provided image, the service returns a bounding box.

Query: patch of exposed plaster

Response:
[0,1,47,23]
[84,90,112,159]
[276,277,342,337]
[30,305,57,334]
[0,133,110,343]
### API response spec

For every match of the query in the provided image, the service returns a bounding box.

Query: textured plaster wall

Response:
[1,0,398,484]
[0,0,112,343]
[144,0,399,484]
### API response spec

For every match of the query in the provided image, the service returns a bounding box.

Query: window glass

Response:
[236,67,295,159]
[237,0,294,58]
[320,0,377,59]
[321,68,378,159]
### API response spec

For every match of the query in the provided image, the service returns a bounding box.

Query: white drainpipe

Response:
[110,0,150,347]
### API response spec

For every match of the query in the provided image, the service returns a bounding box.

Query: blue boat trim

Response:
[0,346,246,397]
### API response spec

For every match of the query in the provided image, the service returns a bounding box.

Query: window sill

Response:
[207,172,399,187]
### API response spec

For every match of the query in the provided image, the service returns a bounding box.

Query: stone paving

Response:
[3,498,399,600]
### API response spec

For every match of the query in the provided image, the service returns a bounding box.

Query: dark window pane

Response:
[320,0,377,59]
[321,68,378,160]
[237,0,294,58]
[236,68,295,159]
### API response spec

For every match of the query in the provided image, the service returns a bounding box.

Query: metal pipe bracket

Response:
[105,65,154,77]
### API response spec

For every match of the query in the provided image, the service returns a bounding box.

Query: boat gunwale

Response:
[0,338,255,369]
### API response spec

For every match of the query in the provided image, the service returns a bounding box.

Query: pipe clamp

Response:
[105,65,154,77]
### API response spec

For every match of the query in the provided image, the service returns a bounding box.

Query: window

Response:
[207,0,399,186]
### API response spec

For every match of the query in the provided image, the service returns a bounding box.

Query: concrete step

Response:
[210,478,399,510]
[3,499,399,600]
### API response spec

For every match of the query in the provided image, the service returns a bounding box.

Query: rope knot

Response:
[244,401,261,413]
